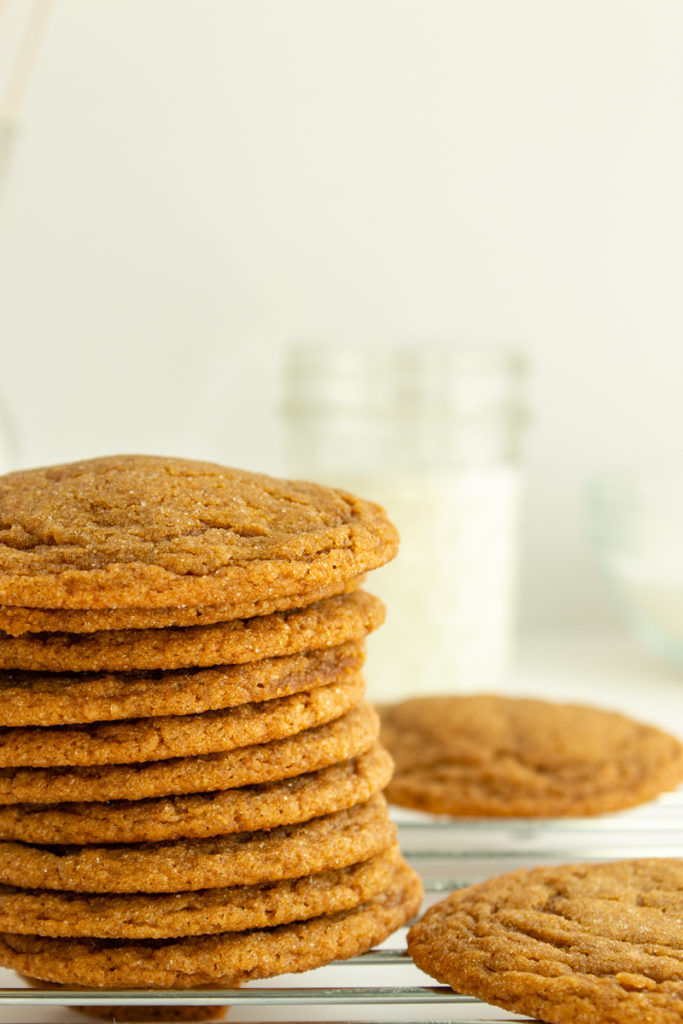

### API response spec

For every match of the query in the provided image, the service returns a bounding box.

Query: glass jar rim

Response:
[283,340,527,420]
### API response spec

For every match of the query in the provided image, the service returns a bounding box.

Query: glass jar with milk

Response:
[282,342,527,702]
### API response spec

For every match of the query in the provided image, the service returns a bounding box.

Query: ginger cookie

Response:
[0,844,402,939]
[0,589,384,673]
[0,795,396,892]
[0,742,393,844]
[0,575,364,637]
[0,672,365,768]
[0,859,423,988]
[0,456,398,610]
[407,858,683,1024]
[23,985,227,1023]
[0,640,365,728]
[72,1008,226,1022]
[380,694,683,816]
[0,701,379,804]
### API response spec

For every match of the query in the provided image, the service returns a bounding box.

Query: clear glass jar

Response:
[282,341,527,702]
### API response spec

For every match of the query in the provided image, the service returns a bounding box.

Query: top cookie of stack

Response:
[0,454,399,626]
[0,454,422,993]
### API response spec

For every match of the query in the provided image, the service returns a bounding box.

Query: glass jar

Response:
[281,341,527,702]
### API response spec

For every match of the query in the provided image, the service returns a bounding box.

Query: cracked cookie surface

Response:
[0,456,398,610]
[407,858,683,1024]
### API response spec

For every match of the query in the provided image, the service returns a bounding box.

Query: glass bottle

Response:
[282,341,527,702]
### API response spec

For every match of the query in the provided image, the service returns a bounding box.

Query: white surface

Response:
[511,626,683,737]
[1,0,683,629]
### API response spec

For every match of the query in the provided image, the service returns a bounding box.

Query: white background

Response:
[1,0,682,630]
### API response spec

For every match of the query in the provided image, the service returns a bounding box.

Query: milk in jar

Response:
[282,342,526,702]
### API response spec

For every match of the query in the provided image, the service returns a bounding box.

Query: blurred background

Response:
[1,0,682,642]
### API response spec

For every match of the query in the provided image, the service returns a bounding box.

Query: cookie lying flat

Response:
[0,845,402,938]
[0,456,398,610]
[0,860,422,988]
[0,640,365,728]
[0,742,393,844]
[0,794,396,892]
[0,590,384,672]
[0,701,378,803]
[407,858,683,1024]
[0,576,364,637]
[380,694,683,816]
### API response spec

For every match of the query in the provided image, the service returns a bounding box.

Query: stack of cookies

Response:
[0,455,422,996]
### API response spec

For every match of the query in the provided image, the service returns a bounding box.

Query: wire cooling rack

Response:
[0,790,681,1023]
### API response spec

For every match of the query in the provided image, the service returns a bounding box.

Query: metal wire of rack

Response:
[0,790,681,1023]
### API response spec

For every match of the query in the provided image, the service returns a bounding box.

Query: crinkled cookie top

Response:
[407,858,683,1024]
[0,455,399,609]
